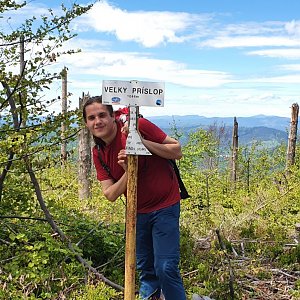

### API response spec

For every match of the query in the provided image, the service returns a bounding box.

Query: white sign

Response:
[102,80,164,107]
[125,106,151,155]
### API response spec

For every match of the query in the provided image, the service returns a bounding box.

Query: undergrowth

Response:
[0,158,299,299]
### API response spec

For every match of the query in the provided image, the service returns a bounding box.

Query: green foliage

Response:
[0,166,126,299]
[177,126,300,299]
[0,216,85,299]
[70,282,122,300]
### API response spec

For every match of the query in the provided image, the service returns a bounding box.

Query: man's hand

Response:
[118,149,128,171]
[121,121,129,136]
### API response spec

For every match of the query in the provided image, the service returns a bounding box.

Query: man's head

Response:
[83,96,116,145]
[82,96,113,122]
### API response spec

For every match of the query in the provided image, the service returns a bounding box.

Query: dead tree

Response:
[78,93,92,199]
[61,67,68,165]
[230,117,238,183]
[286,103,299,169]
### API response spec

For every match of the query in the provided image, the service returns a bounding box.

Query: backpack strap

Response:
[96,144,116,182]
[169,159,190,199]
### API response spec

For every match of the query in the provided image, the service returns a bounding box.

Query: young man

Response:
[83,96,186,300]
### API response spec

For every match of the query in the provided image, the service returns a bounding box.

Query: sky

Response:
[3,0,300,118]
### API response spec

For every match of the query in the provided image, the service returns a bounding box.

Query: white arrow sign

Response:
[126,106,151,155]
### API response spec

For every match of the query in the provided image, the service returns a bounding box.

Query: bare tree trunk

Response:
[20,35,25,75]
[0,37,25,201]
[61,67,68,165]
[78,93,91,200]
[230,117,238,183]
[286,103,299,169]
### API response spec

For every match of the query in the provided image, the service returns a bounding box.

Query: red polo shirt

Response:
[93,118,181,213]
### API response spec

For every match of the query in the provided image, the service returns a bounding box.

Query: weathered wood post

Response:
[124,106,145,300]
[78,93,92,199]
[61,67,68,165]
[230,117,238,183]
[102,80,164,300]
[20,35,25,74]
[19,35,26,127]
[286,103,299,169]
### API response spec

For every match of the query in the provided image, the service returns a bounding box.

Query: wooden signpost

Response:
[102,80,165,300]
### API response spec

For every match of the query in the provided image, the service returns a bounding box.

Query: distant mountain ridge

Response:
[147,114,291,147]
[147,114,290,132]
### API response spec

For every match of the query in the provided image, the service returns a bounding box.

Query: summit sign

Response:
[102,80,165,107]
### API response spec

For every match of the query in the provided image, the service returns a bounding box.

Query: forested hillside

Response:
[1,2,299,300]
[148,115,290,148]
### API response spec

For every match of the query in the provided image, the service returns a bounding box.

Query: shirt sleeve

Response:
[138,118,167,143]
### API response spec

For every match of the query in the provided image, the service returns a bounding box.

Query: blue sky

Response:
[4,0,300,117]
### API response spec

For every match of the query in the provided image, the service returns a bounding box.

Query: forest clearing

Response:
[1,1,300,299]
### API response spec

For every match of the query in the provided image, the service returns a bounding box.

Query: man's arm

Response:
[100,174,127,202]
[141,135,182,160]
[100,149,128,202]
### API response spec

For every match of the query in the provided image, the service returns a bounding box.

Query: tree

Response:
[0,1,91,197]
[0,0,124,294]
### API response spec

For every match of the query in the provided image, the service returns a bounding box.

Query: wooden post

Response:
[61,67,68,165]
[286,103,299,169]
[230,117,238,183]
[124,155,138,300]
[78,93,91,200]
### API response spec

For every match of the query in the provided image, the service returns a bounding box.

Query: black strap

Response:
[96,144,116,182]
[169,159,190,199]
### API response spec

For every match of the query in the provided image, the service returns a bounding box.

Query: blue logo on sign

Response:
[111,97,121,103]
[156,99,162,106]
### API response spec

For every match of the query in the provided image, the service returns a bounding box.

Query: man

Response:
[83,96,186,300]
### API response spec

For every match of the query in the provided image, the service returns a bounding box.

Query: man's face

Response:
[85,102,115,142]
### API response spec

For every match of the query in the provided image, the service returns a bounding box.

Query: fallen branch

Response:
[216,229,235,300]
[0,215,48,222]
[0,238,11,245]
[270,268,299,280]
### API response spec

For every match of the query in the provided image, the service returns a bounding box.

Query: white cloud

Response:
[77,0,206,47]
[58,49,232,88]
[140,91,294,118]
[199,20,300,50]
[248,74,300,83]
[285,20,300,36]
[279,64,300,71]
[200,36,300,48]
[247,48,300,59]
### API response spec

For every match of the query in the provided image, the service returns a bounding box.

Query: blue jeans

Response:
[136,202,186,300]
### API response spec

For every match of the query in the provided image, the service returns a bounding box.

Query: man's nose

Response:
[95,116,102,123]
